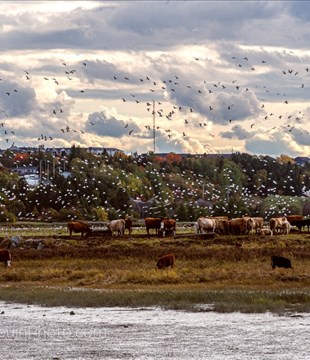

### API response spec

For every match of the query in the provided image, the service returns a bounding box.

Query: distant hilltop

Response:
[0,146,124,157]
[153,152,309,166]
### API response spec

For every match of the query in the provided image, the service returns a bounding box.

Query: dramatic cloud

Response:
[0,1,309,156]
[87,111,141,138]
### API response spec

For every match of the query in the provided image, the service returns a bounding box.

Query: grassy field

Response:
[0,225,310,312]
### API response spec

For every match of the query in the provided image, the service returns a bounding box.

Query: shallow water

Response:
[0,302,309,359]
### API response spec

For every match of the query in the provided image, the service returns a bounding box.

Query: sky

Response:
[0,0,309,157]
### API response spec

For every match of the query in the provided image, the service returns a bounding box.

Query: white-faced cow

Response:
[160,218,176,237]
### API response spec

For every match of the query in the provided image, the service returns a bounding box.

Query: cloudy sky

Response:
[0,1,309,157]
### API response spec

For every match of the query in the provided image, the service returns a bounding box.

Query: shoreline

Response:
[0,284,309,314]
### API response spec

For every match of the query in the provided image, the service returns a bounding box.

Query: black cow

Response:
[291,219,310,233]
[271,256,292,269]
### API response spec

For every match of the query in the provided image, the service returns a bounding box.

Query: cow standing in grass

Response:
[271,256,292,269]
[196,217,216,234]
[108,219,126,237]
[124,217,133,235]
[145,217,162,236]
[269,217,287,234]
[286,215,304,224]
[228,218,248,235]
[160,218,176,237]
[67,221,91,238]
[156,253,175,269]
[0,249,12,267]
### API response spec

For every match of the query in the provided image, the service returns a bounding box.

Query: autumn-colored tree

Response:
[166,153,182,164]
[276,154,295,164]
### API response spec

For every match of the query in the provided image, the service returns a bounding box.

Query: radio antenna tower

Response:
[152,100,156,153]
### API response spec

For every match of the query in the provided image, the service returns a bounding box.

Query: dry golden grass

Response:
[1,254,310,290]
[0,230,309,311]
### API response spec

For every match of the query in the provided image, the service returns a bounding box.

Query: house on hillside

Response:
[88,147,124,156]
[12,165,38,176]
[295,157,310,165]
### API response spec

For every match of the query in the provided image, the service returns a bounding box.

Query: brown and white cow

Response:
[269,217,288,234]
[156,253,175,269]
[160,218,176,237]
[204,216,229,235]
[244,217,257,234]
[0,249,12,267]
[257,227,273,236]
[249,217,264,234]
[278,219,291,234]
[67,221,91,238]
[196,217,216,234]
[144,217,162,236]
[108,219,126,237]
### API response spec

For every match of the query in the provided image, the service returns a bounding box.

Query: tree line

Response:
[0,146,309,223]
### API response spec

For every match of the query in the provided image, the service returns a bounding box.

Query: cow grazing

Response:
[156,253,175,269]
[0,249,12,267]
[271,256,292,269]
[108,219,126,237]
[160,218,176,237]
[196,217,216,234]
[145,217,162,236]
[67,221,91,238]
[269,217,287,234]
[124,217,133,235]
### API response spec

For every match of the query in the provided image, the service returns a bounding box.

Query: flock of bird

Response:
[0,51,309,151]
[0,149,307,222]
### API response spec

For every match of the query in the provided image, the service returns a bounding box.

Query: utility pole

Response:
[52,156,55,179]
[202,181,205,200]
[153,100,156,153]
[39,160,42,183]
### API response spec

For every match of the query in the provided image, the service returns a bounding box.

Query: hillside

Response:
[0,149,309,223]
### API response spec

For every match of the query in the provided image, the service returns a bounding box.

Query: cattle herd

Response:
[0,214,307,269]
[194,214,309,236]
[66,214,309,239]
